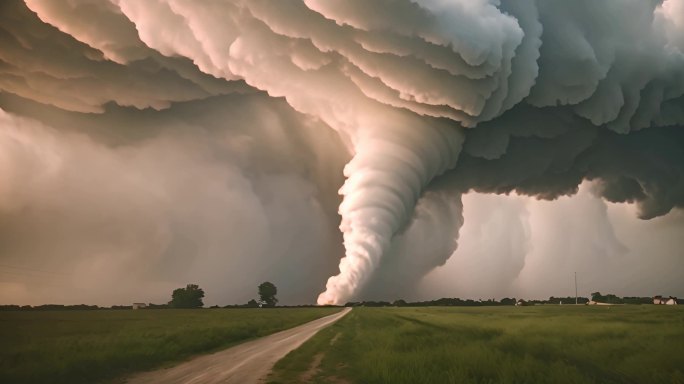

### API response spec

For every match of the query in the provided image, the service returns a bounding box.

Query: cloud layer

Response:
[1,0,683,305]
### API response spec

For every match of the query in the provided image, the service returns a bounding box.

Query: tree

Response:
[393,299,407,307]
[500,297,517,306]
[169,284,205,308]
[258,281,278,307]
[246,299,259,308]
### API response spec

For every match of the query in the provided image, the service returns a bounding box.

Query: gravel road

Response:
[124,307,351,384]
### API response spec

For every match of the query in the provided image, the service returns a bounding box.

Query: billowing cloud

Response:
[421,185,684,301]
[1,0,683,305]
[0,92,349,305]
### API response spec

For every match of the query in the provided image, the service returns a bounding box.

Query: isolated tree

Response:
[258,281,278,307]
[500,297,516,306]
[393,299,407,307]
[169,284,205,308]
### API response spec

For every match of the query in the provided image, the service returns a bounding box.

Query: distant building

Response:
[586,301,615,306]
[653,296,678,305]
[515,299,527,306]
[132,303,147,310]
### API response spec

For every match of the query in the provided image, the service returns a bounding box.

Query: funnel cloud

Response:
[1,0,683,306]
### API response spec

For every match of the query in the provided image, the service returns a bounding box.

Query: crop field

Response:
[269,306,684,384]
[0,307,339,384]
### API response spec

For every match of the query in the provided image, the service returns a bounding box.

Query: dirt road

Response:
[125,307,351,384]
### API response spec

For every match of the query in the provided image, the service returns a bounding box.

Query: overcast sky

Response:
[1,0,683,306]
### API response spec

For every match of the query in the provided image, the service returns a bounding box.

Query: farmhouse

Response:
[132,303,147,310]
[653,296,678,305]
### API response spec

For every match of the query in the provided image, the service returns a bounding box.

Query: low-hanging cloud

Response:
[1,0,683,305]
[421,186,684,301]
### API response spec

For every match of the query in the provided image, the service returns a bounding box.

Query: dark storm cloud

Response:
[447,110,684,219]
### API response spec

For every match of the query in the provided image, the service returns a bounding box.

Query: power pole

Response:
[574,272,578,305]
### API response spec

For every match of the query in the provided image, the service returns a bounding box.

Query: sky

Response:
[0,0,683,306]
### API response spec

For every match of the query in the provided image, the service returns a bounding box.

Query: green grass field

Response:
[269,306,684,384]
[0,307,339,384]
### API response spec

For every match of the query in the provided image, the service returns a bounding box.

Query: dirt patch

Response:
[298,332,344,383]
[329,332,342,346]
[299,353,324,382]
[324,376,352,384]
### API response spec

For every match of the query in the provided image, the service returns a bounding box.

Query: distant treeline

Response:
[590,292,661,305]
[1,294,678,311]
[344,297,590,307]
[343,294,681,307]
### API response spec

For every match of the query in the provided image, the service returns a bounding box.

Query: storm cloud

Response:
[1,0,683,305]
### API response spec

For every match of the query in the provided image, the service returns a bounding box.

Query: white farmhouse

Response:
[653,296,678,305]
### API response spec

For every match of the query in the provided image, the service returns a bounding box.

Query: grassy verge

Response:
[0,307,340,384]
[268,306,684,384]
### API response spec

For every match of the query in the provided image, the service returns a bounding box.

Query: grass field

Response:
[0,307,339,384]
[269,306,684,384]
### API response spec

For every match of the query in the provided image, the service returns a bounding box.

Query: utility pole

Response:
[574,272,578,305]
